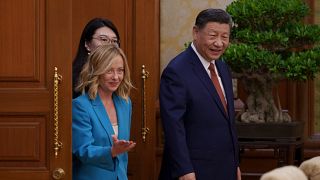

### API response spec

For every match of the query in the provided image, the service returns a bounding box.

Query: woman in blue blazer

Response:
[72,44,135,180]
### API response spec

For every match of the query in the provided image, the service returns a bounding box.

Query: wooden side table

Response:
[239,139,304,166]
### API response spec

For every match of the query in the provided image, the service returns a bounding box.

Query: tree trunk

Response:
[239,73,291,123]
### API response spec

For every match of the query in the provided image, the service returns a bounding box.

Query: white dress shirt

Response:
[191,42,227,101]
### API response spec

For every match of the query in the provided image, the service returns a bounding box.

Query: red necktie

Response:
[208,63,228,114]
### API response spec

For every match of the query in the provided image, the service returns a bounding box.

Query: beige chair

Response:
[299,156,320,180]
[260,165,308,180]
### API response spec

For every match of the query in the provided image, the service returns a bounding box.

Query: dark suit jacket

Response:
[159,46,239,180]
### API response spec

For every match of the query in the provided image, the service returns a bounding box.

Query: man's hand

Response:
[111,135,136,157]
[237,167,241,180]
[179,172,196,180]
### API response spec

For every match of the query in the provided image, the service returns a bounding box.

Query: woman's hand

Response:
[111,135,136,157]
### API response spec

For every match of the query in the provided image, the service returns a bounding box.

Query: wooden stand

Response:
[239,139,304,179]
[236,121,305,179]
[239,140,304,166]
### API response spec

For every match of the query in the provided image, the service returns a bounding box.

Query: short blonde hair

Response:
[75,44,133,100]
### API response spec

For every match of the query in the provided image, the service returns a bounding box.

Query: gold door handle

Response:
[141,65,150,142]
[52,168,65,179]
[53,67,63,158]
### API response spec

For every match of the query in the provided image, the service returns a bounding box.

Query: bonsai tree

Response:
[223,0,320,123]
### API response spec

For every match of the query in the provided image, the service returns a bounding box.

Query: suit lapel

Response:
[187,47,229,119]
[91,94,114,144]
[113,94,125,140]
[215,60,233,118]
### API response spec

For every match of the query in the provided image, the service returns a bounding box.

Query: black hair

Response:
[72,18,120,98]
[195,9,232,29]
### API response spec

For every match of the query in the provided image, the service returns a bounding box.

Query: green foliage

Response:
[231,29,289,50]
[285,46,320,80]
[224,0,320,81]
[287,24,320,45]
[226,0,309,31]
[223,44,282,74]
[184,41,191,50]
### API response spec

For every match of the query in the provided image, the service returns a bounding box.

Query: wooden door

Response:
[128,1,160,179]
[72,0,160,179]
[0,0,72,179]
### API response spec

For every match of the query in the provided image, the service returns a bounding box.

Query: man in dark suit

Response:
[159,9,241,180]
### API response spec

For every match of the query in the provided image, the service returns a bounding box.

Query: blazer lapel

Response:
[187,47,228,118]
[91,95,114,144]
[113,94,125,140]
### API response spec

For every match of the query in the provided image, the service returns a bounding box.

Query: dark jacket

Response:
[159,46,239,180]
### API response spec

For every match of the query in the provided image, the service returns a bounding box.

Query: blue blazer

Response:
[159,46,239,180]
[72,93,132,180]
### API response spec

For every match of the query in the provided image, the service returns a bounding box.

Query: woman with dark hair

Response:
[73,18,120,98]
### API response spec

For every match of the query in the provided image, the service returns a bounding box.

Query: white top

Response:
[191,42,227,101]
[112,123,118,136]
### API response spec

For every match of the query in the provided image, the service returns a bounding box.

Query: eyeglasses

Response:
[92,35,120,46]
